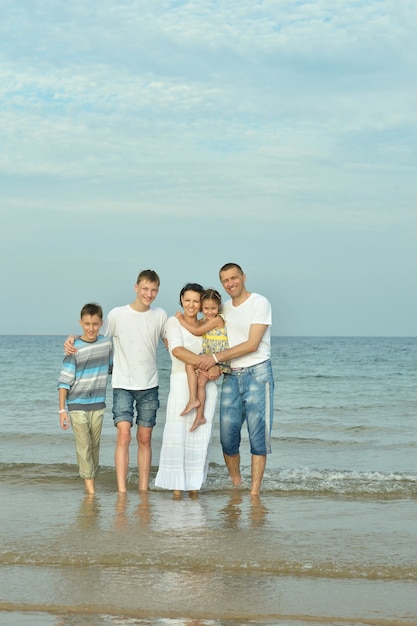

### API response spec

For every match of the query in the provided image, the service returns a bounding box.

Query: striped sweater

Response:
[58,336,113,411]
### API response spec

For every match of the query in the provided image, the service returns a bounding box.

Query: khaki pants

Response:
[69,410,104,479]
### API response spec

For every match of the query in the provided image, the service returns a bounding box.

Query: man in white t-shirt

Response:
[65,270,167,493]
[198,263,274,496]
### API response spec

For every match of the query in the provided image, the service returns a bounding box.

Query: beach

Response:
[1,335,417,625]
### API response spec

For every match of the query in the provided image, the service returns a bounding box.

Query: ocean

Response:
[1,335,417,626]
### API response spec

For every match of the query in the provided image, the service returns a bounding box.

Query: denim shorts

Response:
[112,387,159,428]
[220,360,274,456]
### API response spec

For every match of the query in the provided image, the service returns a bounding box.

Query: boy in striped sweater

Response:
[58,303,113,494]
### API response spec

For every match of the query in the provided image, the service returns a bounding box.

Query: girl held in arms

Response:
[176,288,230,432]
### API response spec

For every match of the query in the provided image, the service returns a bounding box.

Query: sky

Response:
[1,0,416,336]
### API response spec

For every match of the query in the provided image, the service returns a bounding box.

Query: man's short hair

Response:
[136,269,160,286]
[219,263,244,277]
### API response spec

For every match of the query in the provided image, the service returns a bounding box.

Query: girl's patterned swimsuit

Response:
[201,320,231,374]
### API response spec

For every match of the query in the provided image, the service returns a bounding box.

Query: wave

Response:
[260,465,417,495]
[1,550,416,582]
[2,462,417,496]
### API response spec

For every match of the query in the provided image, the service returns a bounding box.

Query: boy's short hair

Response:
[219,263,244,277]
[80,303,103,319]
[136,269,160,286]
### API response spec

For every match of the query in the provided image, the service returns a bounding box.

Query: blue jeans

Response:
[220,360,274,456]
[112,387,159,428]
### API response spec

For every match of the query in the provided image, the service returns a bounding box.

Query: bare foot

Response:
[180,400,200,416]
[173,490,182,499]
[84,479,95,494]
[190,415,206,432]
[188,490,199,499]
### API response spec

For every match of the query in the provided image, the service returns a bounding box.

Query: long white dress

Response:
[155,316,218,491]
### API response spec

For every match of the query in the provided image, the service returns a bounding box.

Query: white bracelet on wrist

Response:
[59,409,67,414]
[212,353,219,364]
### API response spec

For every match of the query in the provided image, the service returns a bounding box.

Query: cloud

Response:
[1,0,417,335]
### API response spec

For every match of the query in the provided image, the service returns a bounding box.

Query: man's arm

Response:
[197,323,269,370]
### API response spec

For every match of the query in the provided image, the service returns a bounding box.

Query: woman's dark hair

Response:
[179,283,205,306]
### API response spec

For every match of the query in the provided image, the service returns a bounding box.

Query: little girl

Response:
[175,288,230,432]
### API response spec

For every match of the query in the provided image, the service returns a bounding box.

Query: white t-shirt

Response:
[104,304,167,390]
[222,292,271,368]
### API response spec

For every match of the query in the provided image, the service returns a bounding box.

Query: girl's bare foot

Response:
[190,415,206,432]
[173,490,182,499]
[180,400,200,415]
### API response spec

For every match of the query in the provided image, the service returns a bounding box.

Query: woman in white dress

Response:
[155,283,220,497]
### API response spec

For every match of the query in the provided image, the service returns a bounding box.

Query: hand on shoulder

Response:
[64,335,77,355]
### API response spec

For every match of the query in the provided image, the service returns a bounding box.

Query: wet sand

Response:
[1,483,417,626]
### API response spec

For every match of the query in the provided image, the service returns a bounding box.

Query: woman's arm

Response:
[171,345,203,367]
[171,350,220,380]
[168,316,220,379]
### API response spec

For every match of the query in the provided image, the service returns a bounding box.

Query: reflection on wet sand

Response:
[114,492,129,527]
[135,490,152,527]
[249,495,268,528]
[75,493,101,531]
[220,491,268,528]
